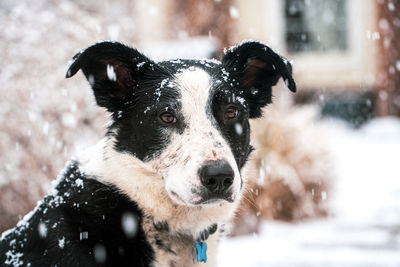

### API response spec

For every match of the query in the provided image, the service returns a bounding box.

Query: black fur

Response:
[0,161,153,266]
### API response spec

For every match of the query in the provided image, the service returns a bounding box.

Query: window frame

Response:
[234,0,378,90]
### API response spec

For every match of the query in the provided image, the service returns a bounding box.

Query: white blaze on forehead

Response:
[173,67,240,160]
[173,67,223,160]
[173,67,226,154]
[174,67,212,120]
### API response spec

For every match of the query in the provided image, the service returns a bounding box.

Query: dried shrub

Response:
[231,91,334,235]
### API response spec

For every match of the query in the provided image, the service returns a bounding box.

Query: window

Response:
[285,0,348,53]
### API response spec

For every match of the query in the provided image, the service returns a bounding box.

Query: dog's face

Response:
[67,41,295,207]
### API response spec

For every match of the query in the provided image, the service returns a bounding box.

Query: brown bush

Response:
[231,91,333,235]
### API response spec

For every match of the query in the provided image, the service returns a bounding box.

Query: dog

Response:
[0,41,295,266]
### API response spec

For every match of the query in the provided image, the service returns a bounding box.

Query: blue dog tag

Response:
[196,241,207,263]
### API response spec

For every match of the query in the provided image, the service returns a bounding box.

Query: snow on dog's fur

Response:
[0,41,295,266]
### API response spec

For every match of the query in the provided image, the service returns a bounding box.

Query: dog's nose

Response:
[199,161,234,195]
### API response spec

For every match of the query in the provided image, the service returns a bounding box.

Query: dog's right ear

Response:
[222,41,296,118]
[66,41,156,112]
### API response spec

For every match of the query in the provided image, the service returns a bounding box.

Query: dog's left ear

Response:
[222,41,296,118]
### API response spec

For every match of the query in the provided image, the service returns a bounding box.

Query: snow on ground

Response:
[218,117,400,267]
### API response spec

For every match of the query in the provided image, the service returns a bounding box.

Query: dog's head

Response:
[67,41,295,207]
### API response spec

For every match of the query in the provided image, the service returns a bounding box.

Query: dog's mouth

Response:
[169,189,236,206]
[192,192,235,205]
[192,198,231,205]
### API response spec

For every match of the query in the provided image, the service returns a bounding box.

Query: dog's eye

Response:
[160,111,176,124]
[224,106,239,120]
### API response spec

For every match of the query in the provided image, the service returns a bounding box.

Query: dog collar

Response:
[196,224,218,263]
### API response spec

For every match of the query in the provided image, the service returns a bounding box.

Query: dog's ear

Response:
[66,41,157,112]
[221,41,296,118]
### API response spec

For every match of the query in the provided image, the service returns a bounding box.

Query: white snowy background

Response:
[1,0,400,266]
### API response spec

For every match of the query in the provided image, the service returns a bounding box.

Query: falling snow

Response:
[94,243,107,263]
[321,191,327,200]
[106,64,117,82]
[250,87,258,95]
[58,237,65,249]
[121,212,138,238]
[117,110,123,119]
[387,2,395,11]
[38,222,47,238]
[234,123,243,135]
[88,74,95,86]
[229,6,240,19]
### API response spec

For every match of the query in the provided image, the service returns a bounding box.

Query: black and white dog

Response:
[0,41,295,266]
